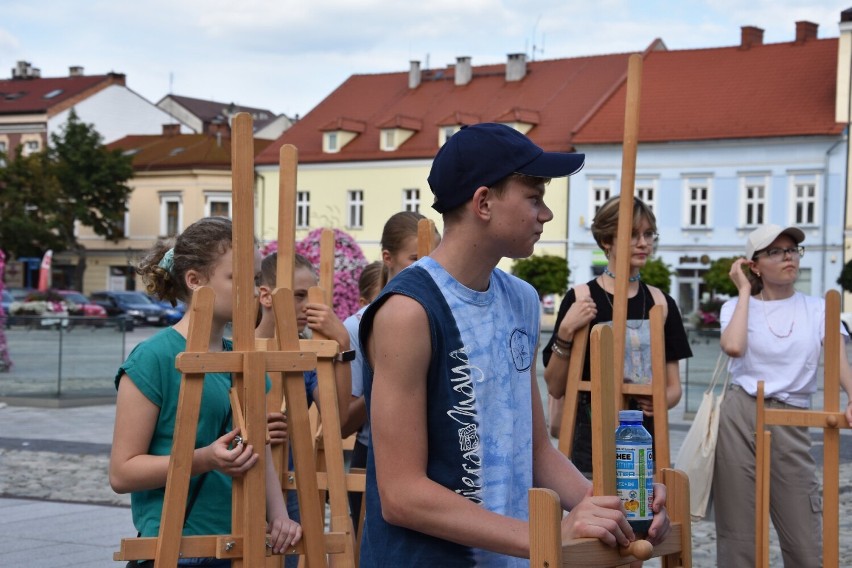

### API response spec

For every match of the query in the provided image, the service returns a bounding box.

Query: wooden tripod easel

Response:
[531,53,689,567]
[262,144,358,567]
[531,325,692,567]
[755,289,851,568]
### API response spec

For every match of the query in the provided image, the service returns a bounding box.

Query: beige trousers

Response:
[713,385,822,567]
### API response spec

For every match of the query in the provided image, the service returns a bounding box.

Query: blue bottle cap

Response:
[618,410,643,422]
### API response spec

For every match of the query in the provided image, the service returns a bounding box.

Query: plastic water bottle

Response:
[615,409,654,535]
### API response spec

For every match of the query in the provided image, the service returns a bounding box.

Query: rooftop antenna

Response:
[169,71,174,94]
[531,16,545,61]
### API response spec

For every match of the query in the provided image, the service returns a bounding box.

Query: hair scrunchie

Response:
[158,248,175,274]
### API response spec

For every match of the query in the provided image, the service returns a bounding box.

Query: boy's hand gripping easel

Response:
[113,114,337,567]
[531,54,690,567]
[755,289,851,568]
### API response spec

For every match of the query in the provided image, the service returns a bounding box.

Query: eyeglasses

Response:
[630,230,659,244]
[754,246,805,262]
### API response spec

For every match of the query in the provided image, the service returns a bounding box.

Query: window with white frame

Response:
[296,191,310,229]
[791,173,818,226]
[347,190,364,229]
[21,137,41,157]
[635,178,657,213]
[685,177,710,227]
[741,175,767,227]
[403,188,420,212]
[159,194,183,237]
[0,139,6,167]
[438,125,460,146]
[382,130,396,151]
[589,177,614,217]
[204,192,232,218]
[325,132,338,152]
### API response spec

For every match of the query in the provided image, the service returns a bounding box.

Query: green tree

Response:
[511,254,570,299]
[49,110,134,289]
[703,256,739,297]
[0,146,65,258]
[639,256,673,293]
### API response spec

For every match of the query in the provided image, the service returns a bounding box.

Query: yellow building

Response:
[74,124,271,293]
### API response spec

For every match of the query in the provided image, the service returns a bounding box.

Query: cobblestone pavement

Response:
[1,412,850,566]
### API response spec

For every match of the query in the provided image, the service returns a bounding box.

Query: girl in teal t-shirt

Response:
[109,217,301,566]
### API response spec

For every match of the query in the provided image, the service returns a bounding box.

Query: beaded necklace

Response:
[600,278,646,330]
[603,266,641,283]
[758,290,796,339]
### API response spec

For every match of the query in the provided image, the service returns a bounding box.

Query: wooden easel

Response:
[261,144,357,567]
[755,289,851,567]
[113,114,348,567]
[553,51,671,472]
[531,325,692,567]
[531,54,689,567]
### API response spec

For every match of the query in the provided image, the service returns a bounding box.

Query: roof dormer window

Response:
[377,115,420,151]
[320,117,366,153]
[43,89,64,99]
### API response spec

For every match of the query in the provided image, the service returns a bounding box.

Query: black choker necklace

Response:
[604,267,640,283]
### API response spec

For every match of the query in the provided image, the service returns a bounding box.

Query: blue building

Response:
[570,21,846,315]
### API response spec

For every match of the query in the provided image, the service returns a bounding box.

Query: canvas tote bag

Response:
[674,351,731,520]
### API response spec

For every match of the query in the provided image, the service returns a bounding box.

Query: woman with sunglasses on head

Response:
[543,195,692,480]
[713,224,852,567]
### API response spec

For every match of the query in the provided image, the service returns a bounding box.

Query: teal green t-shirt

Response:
[116,327,266,537]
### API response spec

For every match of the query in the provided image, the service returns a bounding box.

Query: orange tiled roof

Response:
[0,74,125,115]
[573,36,842,143]
[256,50,639,165]
[107,133,272,171]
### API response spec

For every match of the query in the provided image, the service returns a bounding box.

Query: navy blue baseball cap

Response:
[428,123,585,213]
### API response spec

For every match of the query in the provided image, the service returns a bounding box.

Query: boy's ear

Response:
[471,186,492,221]
[258,284,273,308]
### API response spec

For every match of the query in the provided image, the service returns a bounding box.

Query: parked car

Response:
[7,287,33,301]
[147,295,186,326]
[53,290,108,320]
[90,291,166,326]
[1,289,13,326]
[541,294,556,315]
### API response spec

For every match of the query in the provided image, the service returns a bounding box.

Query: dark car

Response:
[147,295,186,326]
[90,291,166,326]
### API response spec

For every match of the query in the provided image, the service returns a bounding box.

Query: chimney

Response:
[162,124,180,137]
[796,21,818,43]
[69,66,84,77]
[506,53,527,82]
[836,10,852,123]
[206,121,230,138]
[12,61,36,79]
[409,60,421,89]
[455,56,472,86]
[740,26,764,49]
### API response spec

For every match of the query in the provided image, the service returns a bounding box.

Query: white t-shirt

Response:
[343,305,370,446]
[720,291,846,407]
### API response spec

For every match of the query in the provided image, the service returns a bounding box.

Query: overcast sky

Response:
[1,1,848,118]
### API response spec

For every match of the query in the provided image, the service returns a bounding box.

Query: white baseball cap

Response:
[745,224,805,259]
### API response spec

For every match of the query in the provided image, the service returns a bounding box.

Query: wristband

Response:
[551,343,570,359]
[335,349,356,363]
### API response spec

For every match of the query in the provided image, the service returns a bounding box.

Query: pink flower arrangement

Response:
[263,228,368,321]
[0,249,12,372]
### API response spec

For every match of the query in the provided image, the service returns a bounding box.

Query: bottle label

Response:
[615,443,654,522]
